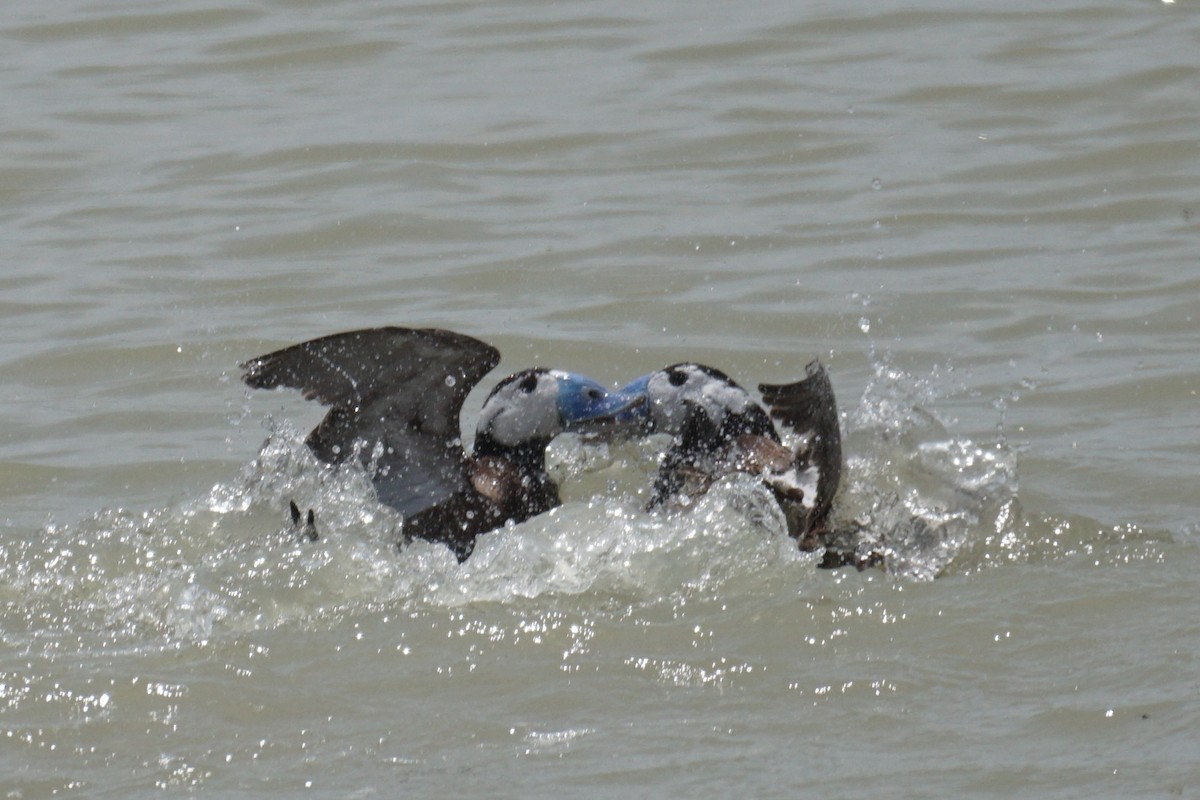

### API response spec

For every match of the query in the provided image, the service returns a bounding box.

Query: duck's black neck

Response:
[472,434,559,514]
[473,433,552,468]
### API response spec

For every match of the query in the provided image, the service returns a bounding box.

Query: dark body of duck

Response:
[242,327,635,561]
[615,360,868,568]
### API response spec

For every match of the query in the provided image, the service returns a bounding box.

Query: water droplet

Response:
[858,317,871,334]
[445,375,456,387]
[871,178,882,190]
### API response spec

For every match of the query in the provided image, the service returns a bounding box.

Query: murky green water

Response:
[2,0,1198,795]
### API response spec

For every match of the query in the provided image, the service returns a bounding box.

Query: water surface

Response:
[2,0,1198,796]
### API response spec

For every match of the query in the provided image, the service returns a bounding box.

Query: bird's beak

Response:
[606,373,655,432]
[554,372,648,437]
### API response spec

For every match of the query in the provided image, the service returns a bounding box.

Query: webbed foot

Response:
[289,500,319,542]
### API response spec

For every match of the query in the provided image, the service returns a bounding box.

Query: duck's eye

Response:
[519,374,539,394]
[668,370,688,387]
[586,387,602,401]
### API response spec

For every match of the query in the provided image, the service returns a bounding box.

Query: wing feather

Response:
[758,360,842,524]
[242,327,501,517]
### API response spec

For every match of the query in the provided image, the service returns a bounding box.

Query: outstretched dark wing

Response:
[758,360,842,526]
[242,327,500,517]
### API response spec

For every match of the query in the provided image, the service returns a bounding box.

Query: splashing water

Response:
[1,361,1164,653]
[1,420,816,650]
[837,357,1163,579]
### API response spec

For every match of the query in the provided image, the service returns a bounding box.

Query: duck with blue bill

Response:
[609,360,878,569]
[242,327,641,561]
